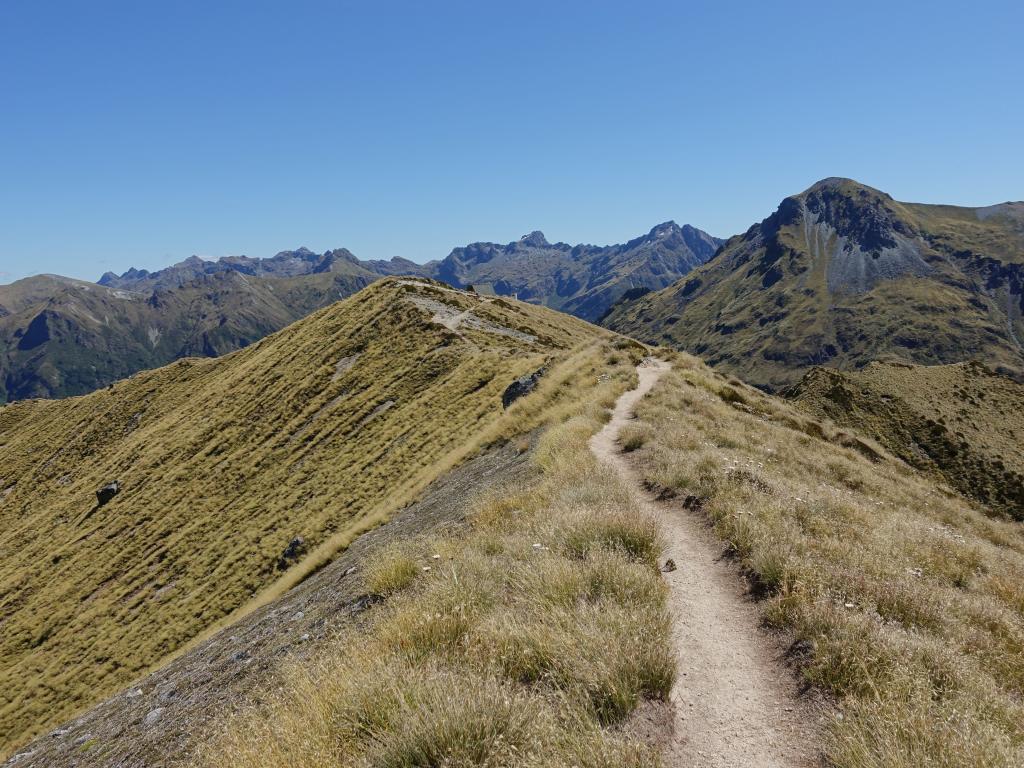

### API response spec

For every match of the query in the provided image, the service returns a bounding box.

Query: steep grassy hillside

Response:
[625,352,1024,766]
[604,179,1024,390]
[788,360,1024,518]
[0,278,611,757]
[192,345,671,768]
[0,270,376,401]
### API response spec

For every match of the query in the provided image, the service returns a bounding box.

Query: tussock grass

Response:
[0,278,624,757]
[790,361,1024,518]
[194,352,672,767]
[618,422,651,452]
[363,542,423,596]
[630,351,1024,767]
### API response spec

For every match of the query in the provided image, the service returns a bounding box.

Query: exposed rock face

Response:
[502,367,546,409]
[277,537,306,570]
[95,481,120,507]
[604,178,1024,390]
[429,222,722,322]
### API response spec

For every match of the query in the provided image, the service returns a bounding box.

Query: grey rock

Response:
[143,708,164,727]
[502,367,546,409]
[277,536,306,570]
[95,481,121,507]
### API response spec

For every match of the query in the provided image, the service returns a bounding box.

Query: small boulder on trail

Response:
[502,367,546,409]
[95,481,121,507]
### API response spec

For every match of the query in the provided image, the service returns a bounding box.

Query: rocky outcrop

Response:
[603,178,1024,390]
[502,367,547,409]
[95,481,120,507]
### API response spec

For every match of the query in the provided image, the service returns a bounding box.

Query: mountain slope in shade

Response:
[788,360,1024,519]
[604,178,1024,390]
[0,277,610,757]
[0,270,377,402]
[428,222,722,321]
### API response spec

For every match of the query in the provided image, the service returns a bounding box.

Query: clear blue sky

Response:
[1,0,1021,283]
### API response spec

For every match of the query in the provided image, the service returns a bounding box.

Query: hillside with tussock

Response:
[788,360,1024,519]
[0,277,613,758]
[0,269,377,401]
[623,351,1024,766]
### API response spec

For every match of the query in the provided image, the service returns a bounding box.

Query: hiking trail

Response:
[590,358,822,768]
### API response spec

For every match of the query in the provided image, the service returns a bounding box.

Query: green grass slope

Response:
[604,178,1024,390]
[788,360,1024,518]
[0,277,609,758]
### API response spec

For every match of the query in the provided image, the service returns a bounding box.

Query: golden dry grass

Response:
[0,278,621,757]
[629,350,1024,767]
[193,347,673,768]
[789,360,1024,518]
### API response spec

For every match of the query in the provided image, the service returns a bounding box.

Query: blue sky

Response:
[1,0,1021,283]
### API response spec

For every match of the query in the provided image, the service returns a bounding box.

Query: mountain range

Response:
[603,178,1024,390]
[97,221,721,319]
[0,222,718,401]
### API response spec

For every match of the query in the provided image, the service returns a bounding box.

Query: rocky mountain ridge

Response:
[1,222,718,401]
[603,178,1024,389]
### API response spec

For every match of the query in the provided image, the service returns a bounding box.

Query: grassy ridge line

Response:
[194,346,675,767]
[160,338,645,670]
[627,351,1024,767]
[0,278,607,757]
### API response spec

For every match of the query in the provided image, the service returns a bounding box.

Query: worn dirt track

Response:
[590,359,822,768]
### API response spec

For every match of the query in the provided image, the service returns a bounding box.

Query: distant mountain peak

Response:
[648,221,682,239]
[801,177,894,202]
[519,231,549,248]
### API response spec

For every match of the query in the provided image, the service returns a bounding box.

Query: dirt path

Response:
[590,359,821,768]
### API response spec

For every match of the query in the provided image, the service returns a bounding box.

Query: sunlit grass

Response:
[0,278,626,757]
[193,350,672,767]
[629,350,1024,767]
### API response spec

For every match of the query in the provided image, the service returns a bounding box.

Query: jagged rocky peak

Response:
[99,267,150,286]
[271,246,316,260]
[648,220,682,239]
[763,177,910,242]
[518,231,550,248]
[806,179,912,248]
